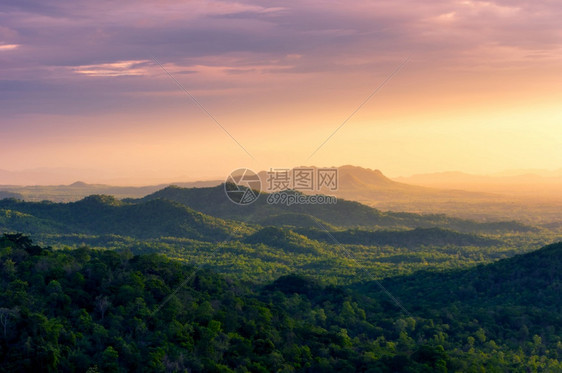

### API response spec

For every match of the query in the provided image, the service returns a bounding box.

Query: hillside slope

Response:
[357,242,562,349]
[371,241,562,311]
[140,184,533,234]
[0,196,250,241]
[1,235,560,371]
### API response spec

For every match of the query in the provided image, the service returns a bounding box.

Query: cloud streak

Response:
[0,43,19,51]
[74,60,150,77]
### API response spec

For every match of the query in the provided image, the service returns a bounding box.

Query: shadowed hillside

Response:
[139,184,534,234]
[0,196,250,241]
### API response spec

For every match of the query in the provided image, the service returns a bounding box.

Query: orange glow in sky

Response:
[1,0,561,184]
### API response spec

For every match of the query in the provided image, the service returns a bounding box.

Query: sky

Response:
[1,0,561,185]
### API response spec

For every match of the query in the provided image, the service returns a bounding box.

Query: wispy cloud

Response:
[0,43,19,51]
[74,60,149,77]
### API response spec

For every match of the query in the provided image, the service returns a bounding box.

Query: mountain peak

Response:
[70,181,89,187]
[338,165,395,186]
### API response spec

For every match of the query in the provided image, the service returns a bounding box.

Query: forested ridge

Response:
[0,191,554,284]
[138,185,534,234]
[1,234,561,372]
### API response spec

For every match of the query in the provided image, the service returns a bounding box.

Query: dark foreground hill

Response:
[364,241,562,312]
[0,235,560,372]
[356,241,562,366]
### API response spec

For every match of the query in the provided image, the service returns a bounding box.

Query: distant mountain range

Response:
[0,180,222,202]
[252,165,562,224]
[2,165,561,224]
[0,181,536,255]
[0,165,502,208]
[306,165,499,204]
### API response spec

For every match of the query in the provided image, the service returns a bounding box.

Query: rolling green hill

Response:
[139,184,535,234]
[244,226,321,254]
[0,196,251,241]
[355,242,562,364]
[0,189,551,284]
[364,241,562,313]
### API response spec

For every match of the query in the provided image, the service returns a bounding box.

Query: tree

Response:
[95,295,111,321]
[101,346,119,372]
[0,307,17,338]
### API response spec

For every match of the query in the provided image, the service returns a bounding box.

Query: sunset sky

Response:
[1,0,561,185]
